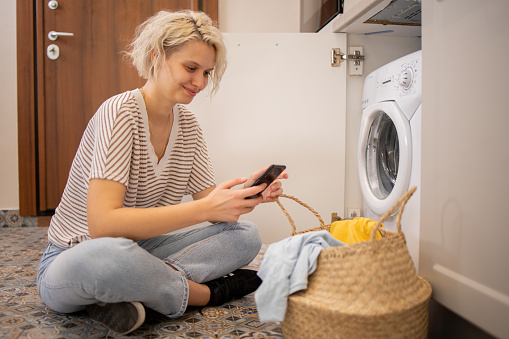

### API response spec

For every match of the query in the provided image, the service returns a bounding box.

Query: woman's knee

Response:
[52,237,137,281]
[236,220,262,258]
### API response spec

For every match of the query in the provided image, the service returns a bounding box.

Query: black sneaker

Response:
[86,301,145,335]
[204,269,262,306]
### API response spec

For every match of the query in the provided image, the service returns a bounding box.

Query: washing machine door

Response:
[358,101,412,216]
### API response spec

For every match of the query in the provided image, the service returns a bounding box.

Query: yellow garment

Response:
[329,217,383,244]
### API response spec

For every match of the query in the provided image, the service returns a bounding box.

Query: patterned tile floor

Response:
[0,227,283,338]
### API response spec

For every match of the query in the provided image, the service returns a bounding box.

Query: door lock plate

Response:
[47,44,60,60]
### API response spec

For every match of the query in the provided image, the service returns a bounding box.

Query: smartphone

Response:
[245,164,286,199]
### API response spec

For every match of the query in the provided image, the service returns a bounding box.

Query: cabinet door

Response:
[189,33,347,243]
[421,1,509,338]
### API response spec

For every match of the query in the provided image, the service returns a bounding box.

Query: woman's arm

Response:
[87,177,265,240]
[192,185,215,201]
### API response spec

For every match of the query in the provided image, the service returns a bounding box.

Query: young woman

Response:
[36,10,287,335]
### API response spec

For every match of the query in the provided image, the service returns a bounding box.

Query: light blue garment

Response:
[36,221,261,318]
[255,230,345,322]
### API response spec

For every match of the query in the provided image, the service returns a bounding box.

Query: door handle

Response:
[48,31,74,41]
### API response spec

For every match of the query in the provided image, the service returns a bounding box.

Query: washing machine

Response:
[358,50,422,270]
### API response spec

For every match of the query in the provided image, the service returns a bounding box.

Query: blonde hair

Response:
[127,10,227,95]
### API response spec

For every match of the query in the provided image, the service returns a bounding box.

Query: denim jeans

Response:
[36,221,262,318]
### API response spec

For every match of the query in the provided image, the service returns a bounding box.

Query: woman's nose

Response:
[193,74,208,90]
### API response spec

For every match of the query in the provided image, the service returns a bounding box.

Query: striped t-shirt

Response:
[48,89,216,248]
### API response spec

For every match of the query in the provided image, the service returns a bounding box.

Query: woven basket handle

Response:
[275,194,328,236]
[370,186,417,240]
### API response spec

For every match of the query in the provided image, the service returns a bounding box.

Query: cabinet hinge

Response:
[331,48,365,67]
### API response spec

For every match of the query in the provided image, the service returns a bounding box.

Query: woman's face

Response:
[154,40,216,106]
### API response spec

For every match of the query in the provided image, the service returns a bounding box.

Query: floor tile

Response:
[0,227,282,338]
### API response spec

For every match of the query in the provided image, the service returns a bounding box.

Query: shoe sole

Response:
[87,301,145,335]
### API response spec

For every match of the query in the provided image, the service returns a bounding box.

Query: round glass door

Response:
[358,101,412,216]
[366,112,399,199]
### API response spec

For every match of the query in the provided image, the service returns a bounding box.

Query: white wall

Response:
[300,0,322,33]
[0,0,19,209]
[343,0,363,13]
[188,33,347,244]
[219,0,300,33]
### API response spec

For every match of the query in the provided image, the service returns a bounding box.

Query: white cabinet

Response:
[189,33,347,244]
[420,1,509,338]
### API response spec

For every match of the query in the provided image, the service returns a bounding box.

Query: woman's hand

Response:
[197,166,289,223]
[203,178,266,222]
[244,165,289,203]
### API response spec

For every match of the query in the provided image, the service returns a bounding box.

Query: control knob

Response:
[399,67,414,89]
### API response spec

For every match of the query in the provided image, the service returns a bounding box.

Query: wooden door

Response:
[17,0,218,214]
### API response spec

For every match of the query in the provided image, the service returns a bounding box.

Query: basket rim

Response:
[317,229,404,258]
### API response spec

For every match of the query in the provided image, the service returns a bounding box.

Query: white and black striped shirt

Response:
[48,89,215,248]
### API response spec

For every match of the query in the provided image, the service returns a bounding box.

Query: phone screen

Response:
[245,165,286,199]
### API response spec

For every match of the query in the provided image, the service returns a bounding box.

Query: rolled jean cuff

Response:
[166,273,189,318]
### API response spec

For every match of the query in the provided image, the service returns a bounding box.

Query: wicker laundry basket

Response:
[275,187,432,339]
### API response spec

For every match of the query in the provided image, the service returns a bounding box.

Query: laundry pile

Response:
[255,217,383,322]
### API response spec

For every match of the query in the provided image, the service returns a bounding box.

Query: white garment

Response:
[255,230,345,322]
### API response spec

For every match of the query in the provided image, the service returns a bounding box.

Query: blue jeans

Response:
[36,221,262,318]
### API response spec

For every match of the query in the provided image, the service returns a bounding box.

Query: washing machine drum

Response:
[359,102,412,215]
[367,112,399,199]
